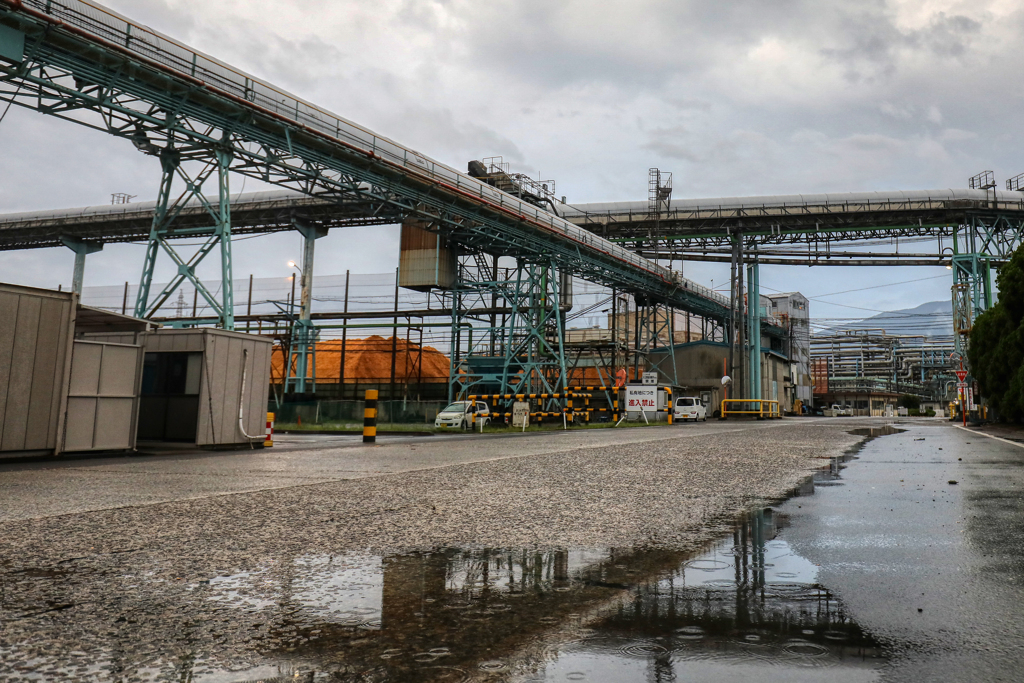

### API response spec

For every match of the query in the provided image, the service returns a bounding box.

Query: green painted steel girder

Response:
[0,2,734,322]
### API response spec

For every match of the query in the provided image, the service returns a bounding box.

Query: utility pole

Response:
[729,230,738,392]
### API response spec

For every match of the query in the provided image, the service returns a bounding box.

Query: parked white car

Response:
[823,404,852,417]
[674,397,707,422]
[434,401,490,429]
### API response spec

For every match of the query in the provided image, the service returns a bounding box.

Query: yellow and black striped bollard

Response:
[363,389,378,443]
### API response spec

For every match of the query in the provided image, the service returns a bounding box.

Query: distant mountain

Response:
[819,300,953,338]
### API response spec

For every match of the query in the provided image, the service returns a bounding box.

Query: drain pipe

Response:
[238,349,262,443]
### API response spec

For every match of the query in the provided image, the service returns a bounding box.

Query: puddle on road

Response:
[2,465,883,682]
[848,425,906,438]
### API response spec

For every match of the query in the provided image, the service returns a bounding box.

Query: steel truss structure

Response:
[0,0,719,306]
[0,190,398,250]
[629,302,678,385]
[5,0,1013,403]
[811,331,955,401]
[561,192,1024,249]
[0,0,753,400]
[132,147,237,326]
[949,212,1020,356]
[446,255,572,408]
[563,191,1024,382]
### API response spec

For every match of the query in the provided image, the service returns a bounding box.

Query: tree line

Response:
[969,245,1024,421]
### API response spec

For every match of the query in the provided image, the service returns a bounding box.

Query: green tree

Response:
[897,394,921,411]
[969,244,1024,421]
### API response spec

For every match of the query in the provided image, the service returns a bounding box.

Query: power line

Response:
[807,274,949,299]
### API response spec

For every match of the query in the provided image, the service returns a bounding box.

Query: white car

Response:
[434,401,490,429]
[824,404,852,417]
[674,397,707,422]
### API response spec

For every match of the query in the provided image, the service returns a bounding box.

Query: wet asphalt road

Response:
[780,421,1024,682]
[1,418,1023,681]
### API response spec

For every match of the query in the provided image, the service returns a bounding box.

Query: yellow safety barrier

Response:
[363,390,378,443]
[264,412,275,447]
[720,399,782,419]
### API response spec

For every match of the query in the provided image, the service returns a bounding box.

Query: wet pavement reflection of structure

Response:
[0,455,882,682]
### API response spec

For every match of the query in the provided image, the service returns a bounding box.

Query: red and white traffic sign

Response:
[955,369,968,382]
[956,382,968,388]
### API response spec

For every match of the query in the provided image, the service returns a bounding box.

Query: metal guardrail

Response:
[720,399,781,419]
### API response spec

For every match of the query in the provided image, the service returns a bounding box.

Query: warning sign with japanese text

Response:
[625,385,657,412]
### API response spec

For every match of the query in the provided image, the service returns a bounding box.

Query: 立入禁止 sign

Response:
[625,385,657,412]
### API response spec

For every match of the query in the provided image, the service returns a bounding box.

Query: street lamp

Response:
[941,246,954,270]
[285,261,300,287]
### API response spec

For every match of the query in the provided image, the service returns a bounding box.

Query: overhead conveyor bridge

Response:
[0,0,730,320]
[0,0,763,398]
[560,188,1024,359]
[559,189,1024,252]
[0,190,399,249]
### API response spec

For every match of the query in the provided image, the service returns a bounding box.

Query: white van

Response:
[434,401,491,429]
[674,397,707,422]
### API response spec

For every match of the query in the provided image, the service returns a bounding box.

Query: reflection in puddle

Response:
[525,509,882,683]
[848,425,906,437]
[1,458,881,681]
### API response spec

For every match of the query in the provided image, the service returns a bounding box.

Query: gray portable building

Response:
[0,282,271,455]
[0,283,153,455]
[136,328,272,447]
[0,284,76,454]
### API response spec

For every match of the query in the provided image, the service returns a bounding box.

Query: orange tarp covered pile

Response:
[565,366,615,385]
[272,336,450,383]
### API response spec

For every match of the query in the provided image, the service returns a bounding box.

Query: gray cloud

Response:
[1,0,1021,317]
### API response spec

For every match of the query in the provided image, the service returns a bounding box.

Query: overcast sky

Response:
[1,0,1021,324]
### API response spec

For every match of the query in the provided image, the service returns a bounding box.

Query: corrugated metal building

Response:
[0,282,272,455]
[138,329,271,447]
[0,283,153,455]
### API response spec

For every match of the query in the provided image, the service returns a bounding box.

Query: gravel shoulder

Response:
[0,419,865,682]
[2,420,861,561]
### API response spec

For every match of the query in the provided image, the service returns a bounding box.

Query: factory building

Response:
[764,293,813,409]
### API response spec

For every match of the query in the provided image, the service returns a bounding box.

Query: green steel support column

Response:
[633,303,679,386]
[291,221,328,393]
[747,256,761,401]
[952,253,983,356]
[525,264,539,393]
[448,287,461,403]
[549,263,569,401]
[667,306,678,386]
[61,237,103,294]
[533,264,545,392]
[983,258,993,310]
[134,147,236,328]
[135,150,179,318]
[498,263,526,397]
[951,217,997,358]
[489,259,569,406]
[215,148,235,330]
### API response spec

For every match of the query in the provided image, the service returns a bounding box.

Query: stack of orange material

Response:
[271,335,450,383]
[565,366,617,385]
